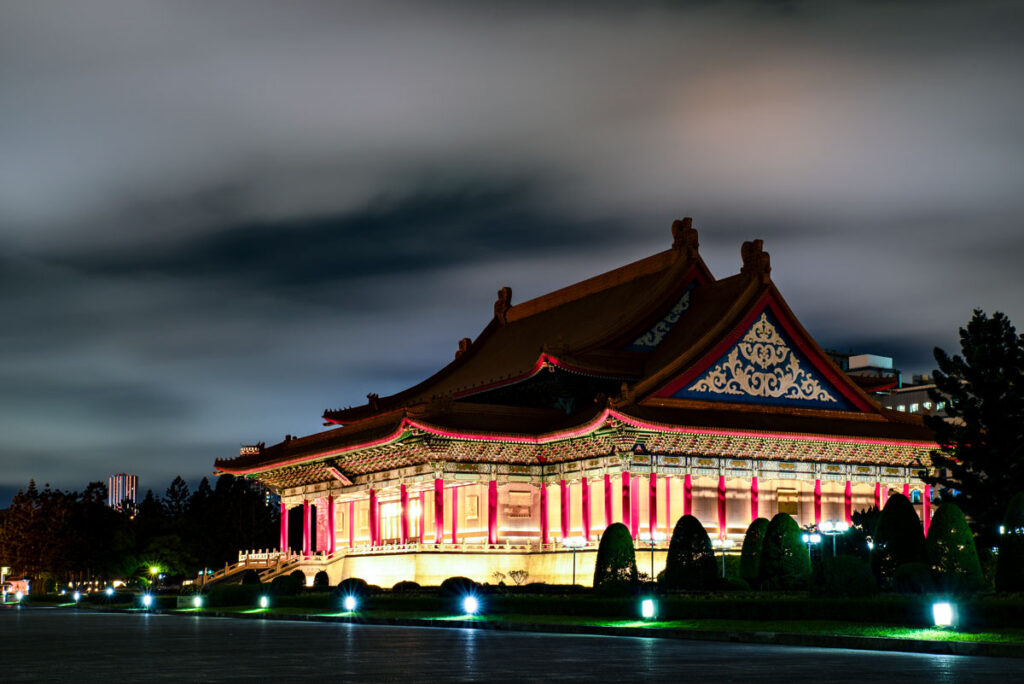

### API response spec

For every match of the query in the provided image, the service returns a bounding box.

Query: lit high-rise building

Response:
[108,473,138,512]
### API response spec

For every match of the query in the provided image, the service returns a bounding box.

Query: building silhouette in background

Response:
[108,473,138,512]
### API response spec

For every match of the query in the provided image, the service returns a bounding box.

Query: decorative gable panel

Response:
[623,283,697,352]
[671,311,852,410]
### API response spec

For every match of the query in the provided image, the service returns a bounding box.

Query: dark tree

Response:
[871,493,926,584]
[164,476,191,519]
[926,503,984,593]
[593,523,638,594]
[996,493,1024,592]
[663,515,715,590]
[759,513,810,590]
[924,310,1024,546]
[740,518,770,587]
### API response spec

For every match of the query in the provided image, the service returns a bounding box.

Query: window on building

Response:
[910,403,919,413]
[923,401,932,411]
[897,405,906,412]
[465,495,479,520]
[378,499,422,543]
[778,489,799,516]
[506,490,533,519]
[910,489,922,504]
[937,401,946,411]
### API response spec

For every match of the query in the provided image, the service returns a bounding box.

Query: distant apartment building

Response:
[108,473,138,512]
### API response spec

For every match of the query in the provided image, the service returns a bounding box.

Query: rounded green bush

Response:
[593,523,638,595]
[759,513,811,590]
[818,555,877,597]
[270,574,302,596]
[740,518,770,587]
[336,577,370,598]
[392,580,421,593]
[872,493,926,585]
[893,562,935,594]
[439,576,479,597]
[927,503,984,593]
[664,515,716,590]
[997,492,1024,592]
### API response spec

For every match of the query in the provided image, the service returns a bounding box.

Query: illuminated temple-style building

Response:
[214,219,935,586]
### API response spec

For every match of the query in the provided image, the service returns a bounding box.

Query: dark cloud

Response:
[1,1,1023,504]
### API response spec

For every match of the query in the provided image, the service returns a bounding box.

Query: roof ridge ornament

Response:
[494,286,512,323]
[741,239,771,283]
[366,393,380,411]
[671,217,699,257]
[455,337,472,359]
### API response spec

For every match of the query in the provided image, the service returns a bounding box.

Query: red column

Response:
[279,502,289,554]
[434,478,444,544]
[881,485,889,507]
[560,479,570,541]
[451,487,459,544]
[923,485,932,536]
[813,480,822,526]
[348,500,354,548]
[603,474,613,525]
[630,478,640,539]
[622,472,632,536]
[302,499,311,558]
[664,475,671,533]
[903,483,911,498]
[581,477,591,541]
[369,490,379,546]
[717,476,727,539]
[684,474,692,516]
[400,484,409,544]
[418,491,425,543]
[874,482,882,510]
[750,476,759,522]
[327,496,336,555]
[540,482,549,545]
[844,481,853,525]
[649,473,658,538]
[488,480,498,545]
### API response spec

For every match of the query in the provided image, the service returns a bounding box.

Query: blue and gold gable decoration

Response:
[623,283,697,352]
[672,311,853,410]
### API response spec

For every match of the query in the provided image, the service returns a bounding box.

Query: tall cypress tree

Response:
[740,518,770,587]
[997,493,1024,592]
[926,503,984,593]
[924,310,1024,547]
[663,515,715,589]
[871,493,926,583]
[593,523,638,594]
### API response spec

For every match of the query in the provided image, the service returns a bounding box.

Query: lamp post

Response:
[711,538,734,577]
[818,520,850,556]
[563,537,587,585]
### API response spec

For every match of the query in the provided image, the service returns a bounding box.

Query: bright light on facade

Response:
[15,591,24,601]
[192,596,203,608]
[343,596,358,612]
[142,594,153,608]
[73,591,81,602]
[462,596,479,615]
[933,602,956,628]
[641,598,657,619]
[259,596,269,609]
[105,587,114,596]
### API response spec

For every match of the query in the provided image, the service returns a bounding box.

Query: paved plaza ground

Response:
[2,609,1020,682]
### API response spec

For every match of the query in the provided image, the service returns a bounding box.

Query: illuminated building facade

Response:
[108,473,138,512]
[215,220,935,586]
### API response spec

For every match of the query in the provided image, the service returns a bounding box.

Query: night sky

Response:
[2,2,1023,505]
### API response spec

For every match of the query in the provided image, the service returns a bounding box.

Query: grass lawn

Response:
[185,605,1024,644]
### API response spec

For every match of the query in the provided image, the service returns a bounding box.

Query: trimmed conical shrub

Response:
[872,493,926,584]
[997,493,1024,592]
[663,515,716,589]
[926,503,984,593]
[740,518,770,587]
[593,522,638,594]
[759,513,811,590]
